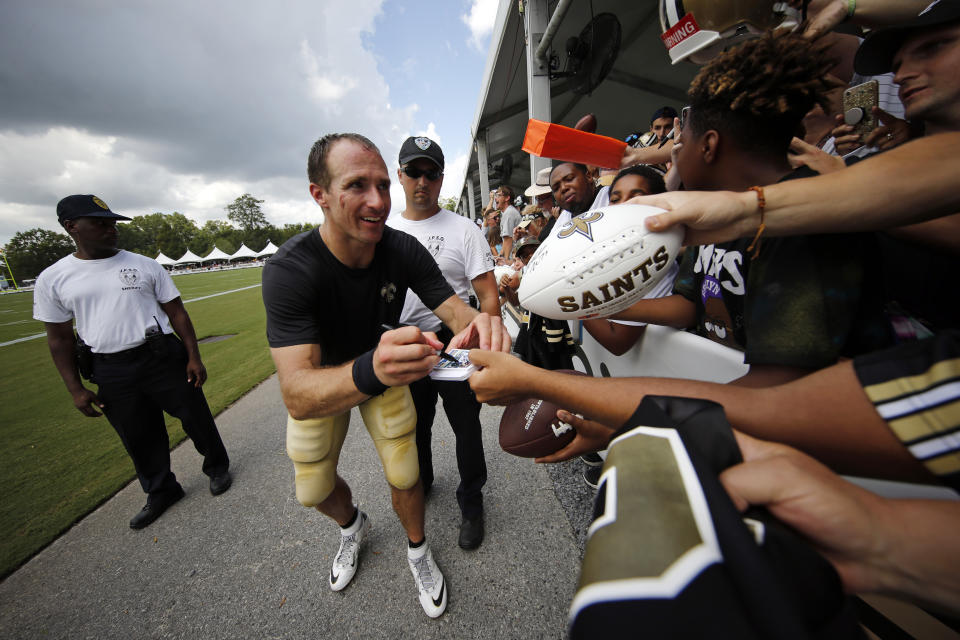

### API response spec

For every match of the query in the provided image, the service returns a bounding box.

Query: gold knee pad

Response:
[286,412,349,507]
[359,385,419,490]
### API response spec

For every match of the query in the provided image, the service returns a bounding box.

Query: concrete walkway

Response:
[0,375,593,639]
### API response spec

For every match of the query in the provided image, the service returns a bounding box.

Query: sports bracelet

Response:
[745,186,766,260]
[352,348,388,396]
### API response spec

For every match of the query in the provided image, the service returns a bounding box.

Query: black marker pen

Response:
[380,323,460,364]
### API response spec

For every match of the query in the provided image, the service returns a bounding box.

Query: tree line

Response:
[2,194,315,283]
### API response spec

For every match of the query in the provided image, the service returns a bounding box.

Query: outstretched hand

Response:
[467,349,533,405]
[720,431,893,595]
[788,137,846,174]
[448,312,511,354]
[786,0,849,40]
[534,411,616,464]
[636,190,756,247]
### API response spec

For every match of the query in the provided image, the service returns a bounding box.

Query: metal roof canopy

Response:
[457,0,698,217]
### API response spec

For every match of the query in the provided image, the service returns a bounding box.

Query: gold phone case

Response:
[842,80,880,139]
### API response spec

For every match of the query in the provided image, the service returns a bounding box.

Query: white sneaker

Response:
[407,543,447,618]
[580,452,604,467]
[582,466,602,490]
[329,510,370,591]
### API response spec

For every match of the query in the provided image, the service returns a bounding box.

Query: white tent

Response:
[155,252,176,266]
[230,243,259,260]
[257,241,279,257]
[202,246,232,262]
[175,249,204,265]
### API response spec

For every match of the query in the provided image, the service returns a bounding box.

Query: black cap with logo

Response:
[57,195,132,223]
[398,136,445,170]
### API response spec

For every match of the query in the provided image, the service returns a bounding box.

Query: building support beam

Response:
[477,132,491,209]
[466,177,477,220]
[524,0,553,191]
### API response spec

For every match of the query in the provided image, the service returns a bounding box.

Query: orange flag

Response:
[521,119,627,169]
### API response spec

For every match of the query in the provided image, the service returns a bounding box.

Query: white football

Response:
[493,265,516,283]
[517,204,683,320]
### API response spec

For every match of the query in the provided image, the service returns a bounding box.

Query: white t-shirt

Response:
[591,185,610,210]
[499,205,521,240]
[33,250,179,353]
[387,208,495,331]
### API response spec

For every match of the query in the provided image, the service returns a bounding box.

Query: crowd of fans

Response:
[469,0,960,622]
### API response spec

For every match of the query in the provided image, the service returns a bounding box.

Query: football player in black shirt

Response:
[262,133,510,618]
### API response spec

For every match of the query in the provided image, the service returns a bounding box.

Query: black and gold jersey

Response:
[569,396,864,640]
[854,330,960,492]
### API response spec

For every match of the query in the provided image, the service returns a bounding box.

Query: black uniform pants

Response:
[408,328,487,519]
[92,335,229,499]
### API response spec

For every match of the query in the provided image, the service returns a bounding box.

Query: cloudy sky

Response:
[0,0,499,247]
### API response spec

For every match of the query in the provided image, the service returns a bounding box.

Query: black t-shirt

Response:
[846,149,959,334]
[261,226,454,366]
[672,169,892,368]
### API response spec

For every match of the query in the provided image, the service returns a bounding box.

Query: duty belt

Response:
[93,343,151,361]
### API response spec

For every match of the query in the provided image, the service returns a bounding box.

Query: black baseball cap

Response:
[854,1,960,75]
[650,106,678,124]
[57,194,131,222]
[398,136,444,170]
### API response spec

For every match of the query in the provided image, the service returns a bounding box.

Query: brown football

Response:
[574,113,597,133]
[498,370,586,458]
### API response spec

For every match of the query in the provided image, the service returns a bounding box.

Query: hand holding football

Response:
[498,370,586,458]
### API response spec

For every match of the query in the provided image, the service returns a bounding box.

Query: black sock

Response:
[408,536,426,549]
[342,507,358,530]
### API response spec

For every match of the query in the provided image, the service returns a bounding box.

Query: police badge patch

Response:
[426,235,444,258]
[118,268,141,287]
[414,137,431,150]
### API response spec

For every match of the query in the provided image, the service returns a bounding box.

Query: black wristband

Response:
[352,348,388,396]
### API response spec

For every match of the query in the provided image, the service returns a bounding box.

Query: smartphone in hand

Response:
[842,80,880,141]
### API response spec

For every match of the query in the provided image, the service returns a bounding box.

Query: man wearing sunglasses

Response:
[387,136,499,551]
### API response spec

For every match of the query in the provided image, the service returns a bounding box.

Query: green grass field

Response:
[0,267,276,578]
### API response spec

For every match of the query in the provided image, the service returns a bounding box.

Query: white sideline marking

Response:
[181,283,261,303]
[0,284,261,348]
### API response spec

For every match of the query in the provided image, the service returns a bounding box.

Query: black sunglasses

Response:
[402,166,443,181]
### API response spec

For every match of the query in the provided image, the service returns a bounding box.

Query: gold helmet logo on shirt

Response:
[558,211,604,242]
[380,282,397,303]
